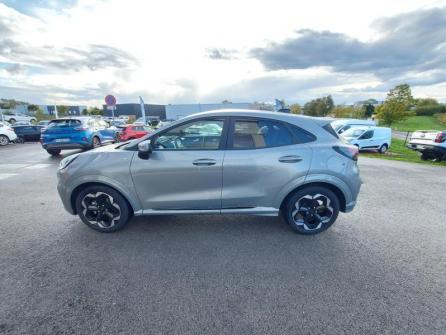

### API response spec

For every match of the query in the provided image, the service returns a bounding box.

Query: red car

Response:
[119,125,152,141]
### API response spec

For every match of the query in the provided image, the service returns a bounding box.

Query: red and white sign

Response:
[105,94,117,106]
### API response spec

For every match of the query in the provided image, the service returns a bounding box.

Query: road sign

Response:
[105,95,116,106]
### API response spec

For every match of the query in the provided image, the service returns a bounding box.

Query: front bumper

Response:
[57,170,76,215]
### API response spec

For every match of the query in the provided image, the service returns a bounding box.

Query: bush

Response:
[438,113,446,125]
[415,104,445,116]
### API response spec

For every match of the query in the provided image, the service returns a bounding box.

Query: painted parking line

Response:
[0,173,18,180]
[24,164,52,170]
[0,164,29,169]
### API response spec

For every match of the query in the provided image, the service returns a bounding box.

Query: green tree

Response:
[87,107,103,116]
[333,106,364,119]
[363,104,375,118]
[28,104,40,113]
[56,105,69,116]
[289,103,301,115]
[386,84,413,108]
[302,95,335,117]
[376,101,408,126]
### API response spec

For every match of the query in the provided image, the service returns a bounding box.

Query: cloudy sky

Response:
[0,0,445,106]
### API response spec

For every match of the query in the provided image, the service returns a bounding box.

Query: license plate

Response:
[55,138,70,143]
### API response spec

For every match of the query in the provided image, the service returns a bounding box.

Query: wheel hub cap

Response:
[292,194,334,231]
[81,192,121,228]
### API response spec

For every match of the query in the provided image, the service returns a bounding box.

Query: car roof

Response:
[183,109,329,127]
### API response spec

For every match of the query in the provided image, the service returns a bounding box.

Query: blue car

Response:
[40,117,119,156]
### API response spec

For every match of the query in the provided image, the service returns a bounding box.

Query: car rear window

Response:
[47,119,82,128]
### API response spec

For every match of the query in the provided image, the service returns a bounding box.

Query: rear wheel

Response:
[75,185,130,232]
[92,136,101,148]
[16,136,25,144]
[283,186,340,235]
[9,118,16,124]
[0,135,9,146]
[379,144,388,154]
[46,148,61,156]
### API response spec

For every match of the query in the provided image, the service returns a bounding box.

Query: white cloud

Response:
[0,0,446,106]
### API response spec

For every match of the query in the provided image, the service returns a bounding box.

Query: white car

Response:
[331,119,376,134]
[341,126,391,153]
[3,112,37,125]
[0,122,18,146]
[408,130,446,161]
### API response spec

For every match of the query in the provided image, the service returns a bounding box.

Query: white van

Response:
[341,126,392,153]
[331,119,376,134]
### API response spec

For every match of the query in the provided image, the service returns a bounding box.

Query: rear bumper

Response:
[42,142,90,150]
[408,143,446,154]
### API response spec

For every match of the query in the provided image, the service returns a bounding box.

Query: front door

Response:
[130,118,228,211]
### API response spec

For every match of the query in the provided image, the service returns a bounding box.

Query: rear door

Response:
[221,117,313,211]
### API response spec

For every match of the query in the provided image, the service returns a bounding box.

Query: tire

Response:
[114,132,120,143]
[420,153,429,161]
[92,136,101,148]
[0,134,9,146]
[16,136,25,144]
[75,185,130,232]
[9,118,16,124]
[46,148,61,156]
[30,119,37,124]
[379,144,388,154]
[282,186,340,235]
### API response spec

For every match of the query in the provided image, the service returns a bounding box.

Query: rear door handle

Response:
[193,159,217,166]
[278,155,302,163]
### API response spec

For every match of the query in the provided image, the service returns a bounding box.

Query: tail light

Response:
[333,145,359,161]
[434,132,445,143]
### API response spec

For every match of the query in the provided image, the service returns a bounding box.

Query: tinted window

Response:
[289,125,317,143]
[154,119,224,150]
[47,119,81,128]
[232,120,293,149]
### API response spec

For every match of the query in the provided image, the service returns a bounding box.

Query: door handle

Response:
[278,155,302,163]
[192,159,217,166]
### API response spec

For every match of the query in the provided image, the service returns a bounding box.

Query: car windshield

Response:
[331,120,347,132]
[341,128,366,138]
[47,119,82,128]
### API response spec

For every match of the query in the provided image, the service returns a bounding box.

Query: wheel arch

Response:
[280,182,347,212]
[70,182,135,216]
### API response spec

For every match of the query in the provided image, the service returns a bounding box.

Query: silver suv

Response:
[57,110,362,235]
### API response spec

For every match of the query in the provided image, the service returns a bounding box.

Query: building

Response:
[102,103,165,120]
[102,102,273,121]
[39,105,87,116]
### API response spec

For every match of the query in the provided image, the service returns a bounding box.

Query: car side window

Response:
[360,130,374,139]
[154,119,224,150]
[232,119,293,149]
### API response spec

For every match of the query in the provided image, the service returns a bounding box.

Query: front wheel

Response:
[75,185,130,232]
[283,186,340,235]
[0,135,10,146]
[46,148,61,156]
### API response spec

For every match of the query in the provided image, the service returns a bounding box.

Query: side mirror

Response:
[138,139,152,159]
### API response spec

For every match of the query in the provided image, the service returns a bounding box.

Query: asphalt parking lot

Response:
[1,143,445,335]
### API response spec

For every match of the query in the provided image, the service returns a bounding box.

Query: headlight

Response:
[59,154,79,170]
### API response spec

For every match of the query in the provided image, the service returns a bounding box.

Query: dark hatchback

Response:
[13,125,43,143]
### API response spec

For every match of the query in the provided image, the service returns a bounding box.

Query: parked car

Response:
[12,125,43,143]
[2,112,37,125]
[57,109,362,234]
[119,124,152,141]
[0,122,17,146]
[341,126,391,153]
[40,117,120,156]
[331,119,376,134]
[38,120,51,126]
[408,130,446,161]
